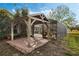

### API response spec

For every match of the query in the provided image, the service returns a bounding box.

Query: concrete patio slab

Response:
[6,37,48,54]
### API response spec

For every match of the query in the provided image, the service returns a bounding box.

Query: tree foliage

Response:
[48,5,76,28]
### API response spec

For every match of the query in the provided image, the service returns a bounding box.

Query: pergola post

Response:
[17,24,21,34]
[32,24,34,37]
[47,23,51,39]
[42,22,44,38]
[11,22,14,41]
[24,18,35,38]
[27,18,32,39]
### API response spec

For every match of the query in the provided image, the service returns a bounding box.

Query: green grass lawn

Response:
[64,32,79,55]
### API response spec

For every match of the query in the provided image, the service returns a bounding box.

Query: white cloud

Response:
[12,9,16,13]
[40,7,51,14]
[29,11,41,14]
[41,9,51,15]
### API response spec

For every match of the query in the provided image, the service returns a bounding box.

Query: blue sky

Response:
[0,3,79,21]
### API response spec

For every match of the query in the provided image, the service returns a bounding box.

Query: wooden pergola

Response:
[6,13,67,54]
[11,13,50,41]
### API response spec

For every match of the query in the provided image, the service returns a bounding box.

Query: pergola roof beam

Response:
[28,16,49,23]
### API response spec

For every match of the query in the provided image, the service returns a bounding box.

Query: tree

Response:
[63,16,76,28]
[47,5,76,28]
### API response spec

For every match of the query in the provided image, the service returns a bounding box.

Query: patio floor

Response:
[6,36,48,54]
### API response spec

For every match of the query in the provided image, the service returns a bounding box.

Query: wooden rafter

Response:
[31,19,36,26]
[23,19,28,26]
[28,16,49,23]
[40,14,45,20]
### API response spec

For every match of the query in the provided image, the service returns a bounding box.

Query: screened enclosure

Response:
[50,20,67,40]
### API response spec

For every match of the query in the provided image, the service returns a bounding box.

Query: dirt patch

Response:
[27,40,67,56]
[0,40,23,56]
